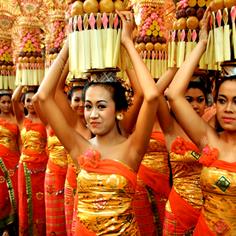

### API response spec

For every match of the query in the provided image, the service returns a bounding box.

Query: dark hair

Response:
[82,81,129,112]
[214,76,236,102]
[187,76,209,101]
[67,86,83,101]
[21,86,39,103]
[0,91,12,99]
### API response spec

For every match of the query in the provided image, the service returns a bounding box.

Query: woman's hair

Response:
[20,86,39,103]
[0,90,12,99]
[187,75,209,101]
[82,72,131,112]
[82,82,129,112]
[67,86,83,101]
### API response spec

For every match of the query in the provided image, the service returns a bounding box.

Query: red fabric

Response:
[193,214,215,236]
[45,160,67,235]
[132,179,157,235]
[171,136,199,155]
[0,120,20,225]
[75,219,96,236]
[151,131,166,145]
[139,164,170,198]
[78,149,137,188]
[18,161,47,236]
[200,145,236,172]
[65,164,77,236]
[169,188,200,230]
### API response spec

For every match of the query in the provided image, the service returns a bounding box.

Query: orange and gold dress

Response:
[133,131,171,235]
[45,128,68,235]
[163,137,203,235]
[64,154,79,236]
[18,118,48,236]
[194,146,236,235]
[0,118,20,233]
[75,149,140,235]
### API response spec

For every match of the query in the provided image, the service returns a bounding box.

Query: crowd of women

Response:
[0,8,235,236]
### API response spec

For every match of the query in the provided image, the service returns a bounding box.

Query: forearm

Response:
[38,42,68,100]
[156,67,178,94]
[12,85,23,102]
[123,39,158,100]
[168,40,207,99]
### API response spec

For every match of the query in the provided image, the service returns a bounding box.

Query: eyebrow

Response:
[85,100,108,103]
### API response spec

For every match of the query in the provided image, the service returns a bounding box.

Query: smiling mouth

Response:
[222,117,235,123]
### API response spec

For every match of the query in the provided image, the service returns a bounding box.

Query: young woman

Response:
[167,8,236,235]
[36,11,159,235]
[130,69,177,235]
[64,81,91,236]
[12,86,48,236]
[0,90,20,236]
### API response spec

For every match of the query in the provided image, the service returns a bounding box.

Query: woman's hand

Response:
[116,10,135,46]
[199,6,211,44]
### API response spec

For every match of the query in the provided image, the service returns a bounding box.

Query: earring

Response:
[116,113,124,121]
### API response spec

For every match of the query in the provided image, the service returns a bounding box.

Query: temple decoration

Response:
[45,9,66,72]
[0,12,15,89]
[132,0,170,79]
[14,16,44,86]
[67,0,129,79]
[204,0,236,70]
[168,0,213,69]
[12,0,45,86]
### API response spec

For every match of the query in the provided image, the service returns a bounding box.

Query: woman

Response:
[148,59,210,235]
[12,86,48,236]
[36,11,159,235]
[130,69,177,235]
[167,8,236,235]
[0,90,20,236]
[64,82,91,236]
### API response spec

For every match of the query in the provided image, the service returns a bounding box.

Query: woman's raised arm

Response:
[117,11,159,161]
[36,42,90,158]
[12,85,24,126]
[167,8,213,148]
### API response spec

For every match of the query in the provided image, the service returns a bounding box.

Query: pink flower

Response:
[214,220,230,234]
[199,145,218,166]
[78,149,101,169]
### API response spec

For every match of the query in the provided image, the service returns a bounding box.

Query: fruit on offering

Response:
[99,0,114,12]
[71,0,84,16]
[83,0,99,13]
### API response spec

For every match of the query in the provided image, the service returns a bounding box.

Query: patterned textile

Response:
[0,118,20,232]
[45,132,68,235]
[75,149,140,235]
[194,146,236,235]
[64,156,78,236]
[163,137,203,235]
[18,118,48,236]
[133,131,171,235]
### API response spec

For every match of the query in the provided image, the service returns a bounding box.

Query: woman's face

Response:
[84,85,117,136]
[185,88,206,117]
[70,89,84,117]
[24,92,35,113]
[0,95,12,114]
[216,80,236,131]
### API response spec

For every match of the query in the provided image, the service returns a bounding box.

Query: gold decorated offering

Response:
[14,16,45,86]
[0,13,15,90]
[170,0,214,68]
[45,10,66,71]
[69,12,122,76]
[204,2,236,69]
[132,0,168,79]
